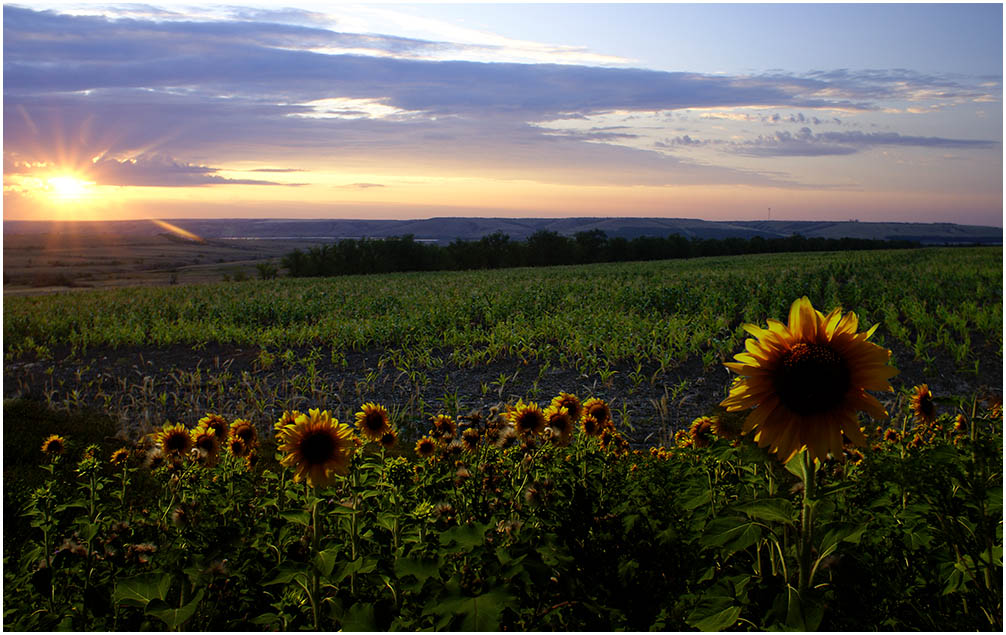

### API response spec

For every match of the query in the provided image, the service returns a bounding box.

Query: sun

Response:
[45,175,95,201]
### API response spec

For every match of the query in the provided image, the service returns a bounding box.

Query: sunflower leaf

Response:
[731,498,796,525]
[146,588,205,630]
[700,516,762,556]
[113,573,171,608]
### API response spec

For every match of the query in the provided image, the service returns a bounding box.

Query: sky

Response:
[2,1,1003,226]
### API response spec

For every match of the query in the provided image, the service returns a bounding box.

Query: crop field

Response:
[3,246,1003,630]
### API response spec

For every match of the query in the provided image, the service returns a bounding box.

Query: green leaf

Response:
[146,588,205,630]
[263,565,308,586]
[433,588,514,631]
[395,556,441,583]
[686,593,742,632]
[700,516,762,556]
[315,547,341,578]
[113,573,171,608]
[279,510,311,526]
[731,498,796,525]
[439,523,489,550]
[342,602,376,631]
[682,490,712,511]
[817,522,866,560]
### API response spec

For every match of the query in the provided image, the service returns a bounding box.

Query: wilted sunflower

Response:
[355,402,391,442]
[191,424,221,466]
[689,416,716,449]
[582,398,612,428]
[508,399,546,437]
[550,392,583,422]
[229,419,258,447]
[277,409,356,488]
[721,296,898,463]
[157,423,193,458]
[40,434,66,457]
[431,414,457,439]
[909,384,936,425]
[461,427,481,451]
[415,436,437,459]
[198,413,230,444]
[543,404,574,447]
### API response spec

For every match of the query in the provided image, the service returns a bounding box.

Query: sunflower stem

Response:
[797,451,816,594]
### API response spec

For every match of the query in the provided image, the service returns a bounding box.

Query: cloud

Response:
[6,153,297,186]
[2,5,1000,192]
[733,127,999,157]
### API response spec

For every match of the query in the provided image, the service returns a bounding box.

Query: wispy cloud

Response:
[732,128,999,157]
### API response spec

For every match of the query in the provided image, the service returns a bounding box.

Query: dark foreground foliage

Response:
[3,392,1001,631]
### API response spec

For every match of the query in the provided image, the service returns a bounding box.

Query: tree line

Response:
[281,230,920,277]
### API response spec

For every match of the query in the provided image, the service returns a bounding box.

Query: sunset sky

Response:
[3,2,1003,225]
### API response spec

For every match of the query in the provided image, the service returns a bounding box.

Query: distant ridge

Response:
[4,217,1001,245]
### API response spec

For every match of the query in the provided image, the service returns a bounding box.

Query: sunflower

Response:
[415,436,437,459]
[274,410,302,435]
[953,414,967,434]
[191,424,221,466]
[508,399,547,437]
[550,392,583,422]
[229,419,258,447]
[40,434,66,457]
[543,404,574,447]
[379,428,398,451]
[580,414,602,437]
[582,398,612,429]
[157,423,193,457]
[431,414,457,439]
[198,413,230,444]
[110,447,130,466]
[721,296,898,463]
[355,402,392,442]
[909,384,936,425]
[689,416,716,449]
[277,409,356,488]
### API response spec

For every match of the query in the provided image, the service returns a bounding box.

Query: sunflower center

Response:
[301,430,337,465]
[165,433,189,452]
[775,342,851,416]
[365,413,385,431]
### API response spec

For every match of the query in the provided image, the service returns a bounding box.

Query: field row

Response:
[5,248,1001,374]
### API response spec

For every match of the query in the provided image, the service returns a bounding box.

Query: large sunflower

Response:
[721,296,898,463]
[909,384,936,425]
[198,413,230,444]
[229,419,258,447]
[543,404,574,447]
[355,402,392,442]
[507,399,547,438]
[582,398,612,429]
[191,424,221,466]
[550,393,583,422]
[277,409,356,488]
[157,423,193,458]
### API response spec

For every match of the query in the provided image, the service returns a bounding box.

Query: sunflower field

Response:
[3,246,1003,630]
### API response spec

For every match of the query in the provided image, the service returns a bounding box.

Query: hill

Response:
[4,217,1001,245]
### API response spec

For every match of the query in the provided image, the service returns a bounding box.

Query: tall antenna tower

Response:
[768,207,771,220]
